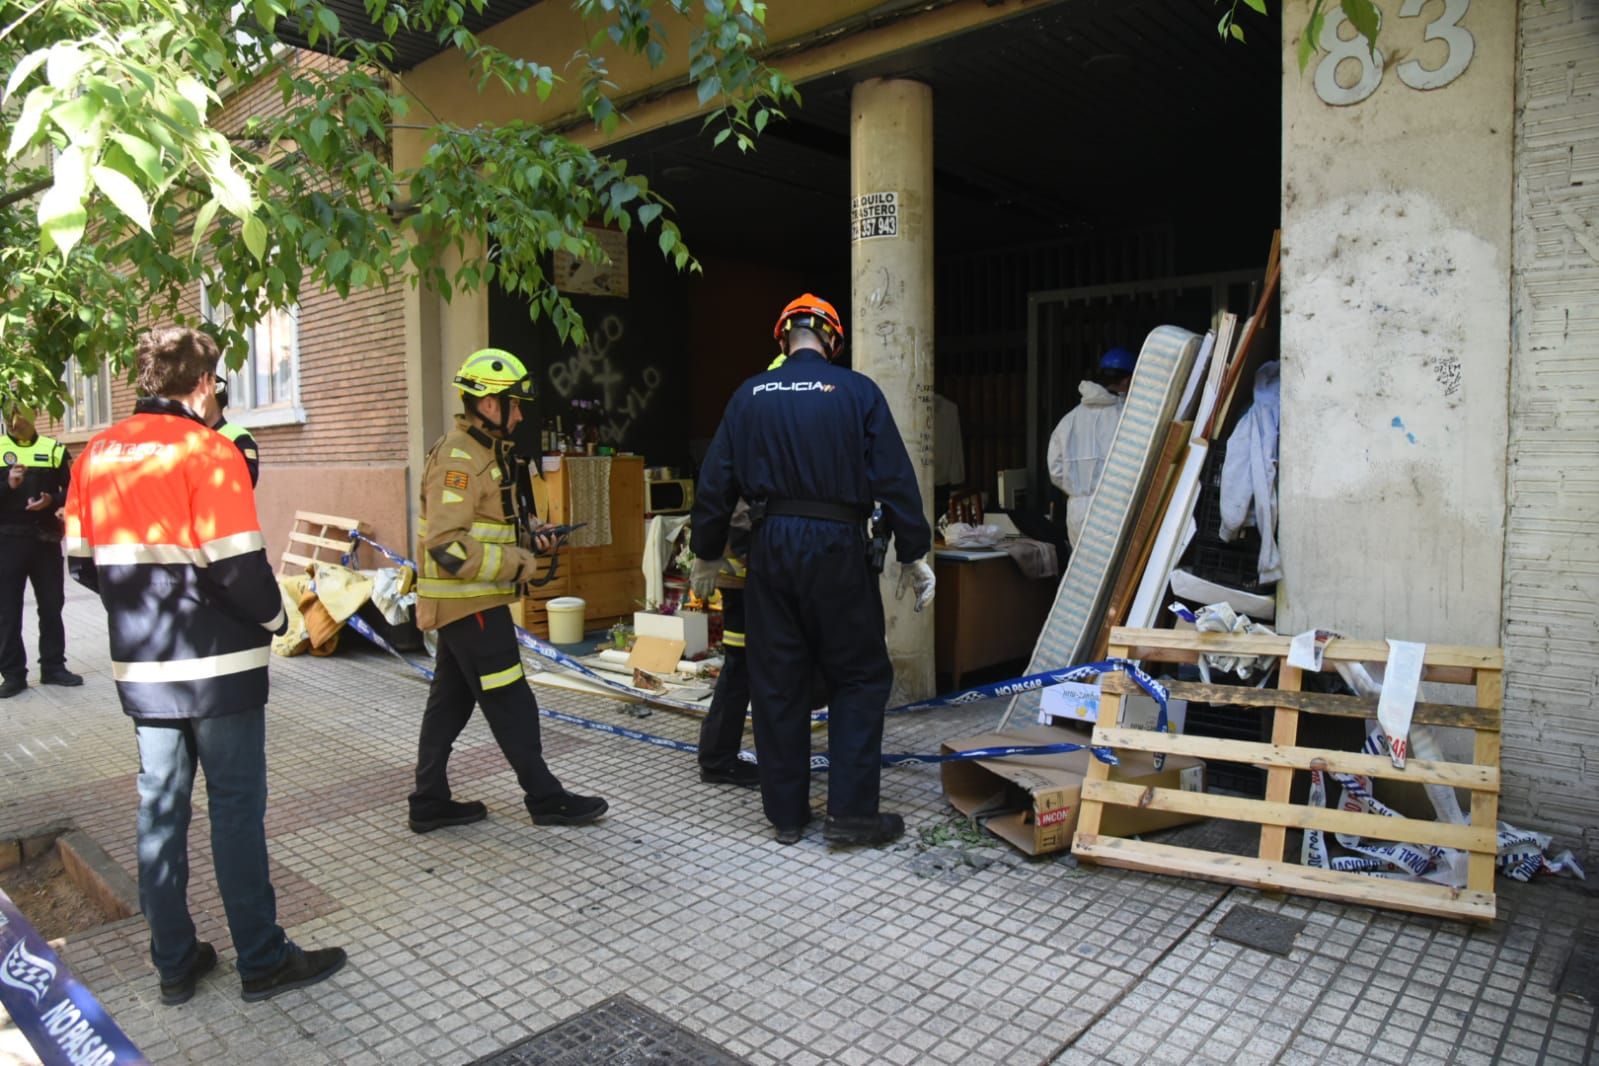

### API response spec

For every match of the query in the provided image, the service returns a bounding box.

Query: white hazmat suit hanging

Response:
[1046,380,1125,548]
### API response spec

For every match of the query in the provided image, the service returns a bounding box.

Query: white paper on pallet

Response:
[1375,639,1425,768]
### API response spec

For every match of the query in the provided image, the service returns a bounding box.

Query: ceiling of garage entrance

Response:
[611,0,1281,268]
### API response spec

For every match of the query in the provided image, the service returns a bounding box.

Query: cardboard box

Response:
[633,609,709,657]
[941,724,1206,856]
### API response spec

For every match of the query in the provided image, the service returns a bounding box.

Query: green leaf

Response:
[110,133,163,185]
[45,43,91,91]
[308,115,330,147]
[242,215,268,261]
[191,198,221,253]
[638,202,663,226]
[5,91,50,159]
[696,74,722,106]
[92,164,153,233]
[38,153,88,259]
[253,0,279,33]
[4,49,49,103]
[1341,0,1381,54]
[1242,0,1268,12]
[712,127,731,148]
[658,227,677,255]
[316,6,341,39]
[48,93,102,144]
[1229,22,1246,42]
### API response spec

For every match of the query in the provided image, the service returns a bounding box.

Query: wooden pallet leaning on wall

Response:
[280,511,369,576]
[1073,626,1504,923]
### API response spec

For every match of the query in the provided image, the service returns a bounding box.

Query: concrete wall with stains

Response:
[1505,0,1599,866]
[1278,3,1514,652]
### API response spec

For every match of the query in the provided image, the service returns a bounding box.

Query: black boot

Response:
[40,668,83,687]
[241,945,347,1002]
[0,677,25,699]
[408,798,488,833]
[823,813,905,848]
[159,942,217,1006]
[525,791,608,827]
[700,761,760,788]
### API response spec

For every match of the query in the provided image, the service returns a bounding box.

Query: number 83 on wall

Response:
[1316,0,1474,107]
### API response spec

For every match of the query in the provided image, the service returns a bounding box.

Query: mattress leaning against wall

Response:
[1002,325,1200,728]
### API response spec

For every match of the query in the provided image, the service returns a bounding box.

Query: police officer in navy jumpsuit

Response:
[691,294,935,847]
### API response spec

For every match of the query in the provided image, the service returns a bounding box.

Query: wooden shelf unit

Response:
[521,456,645,639]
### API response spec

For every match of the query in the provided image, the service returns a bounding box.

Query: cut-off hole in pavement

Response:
[1212,903,1306,957]
[1554,930,1599,1005]
[471,993,748,1065]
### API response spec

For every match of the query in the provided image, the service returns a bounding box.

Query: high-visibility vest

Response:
[0,433,65,470]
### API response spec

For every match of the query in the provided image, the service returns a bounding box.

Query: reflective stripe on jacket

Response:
[64,398,285,719]
[414,415,544,631]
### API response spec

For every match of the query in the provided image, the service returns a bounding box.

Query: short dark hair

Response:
[136,327,218,399]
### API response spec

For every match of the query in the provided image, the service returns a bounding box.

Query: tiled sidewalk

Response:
[1,583,1595,1064]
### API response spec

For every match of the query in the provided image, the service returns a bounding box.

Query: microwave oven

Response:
[646,478,695,514]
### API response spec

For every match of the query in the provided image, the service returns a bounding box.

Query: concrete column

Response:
[850,77,935,704]
[1278,3,1514,647]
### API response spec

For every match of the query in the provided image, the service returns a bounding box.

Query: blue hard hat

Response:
[1098,346,1136,375]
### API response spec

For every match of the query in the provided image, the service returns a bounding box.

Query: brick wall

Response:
[1505,0,1599,866]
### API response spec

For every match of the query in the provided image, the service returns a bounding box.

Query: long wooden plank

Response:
[1107,627,1503,671]
[1469,671,1504,894]
[1089,727,1499,791]
[1082,779,1495,853]
[1259,664,1302,862]
[1090,420,1191,660]
[1203,230,1280,441]
[1098,675,1501,731]
[1072,835,1495,922]
[281,551,316,571]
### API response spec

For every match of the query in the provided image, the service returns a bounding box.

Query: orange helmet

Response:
[773,293,844,358]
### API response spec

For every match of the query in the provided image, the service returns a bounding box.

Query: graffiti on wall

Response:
[545,314,663,446]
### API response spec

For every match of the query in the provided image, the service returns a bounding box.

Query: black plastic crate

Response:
[1185,543,1269,594]
[1185,700,1268,797]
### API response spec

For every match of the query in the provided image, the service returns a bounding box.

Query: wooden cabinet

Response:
[933,553,1059,689]
[522,456,645,638]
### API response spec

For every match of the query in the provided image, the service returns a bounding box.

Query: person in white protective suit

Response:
[1046,346,1136,548]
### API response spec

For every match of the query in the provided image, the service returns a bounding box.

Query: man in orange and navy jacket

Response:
[65,326,345,1006]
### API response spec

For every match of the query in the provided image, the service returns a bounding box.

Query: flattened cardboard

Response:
[627,635,685,674]
[941,723,1206,856]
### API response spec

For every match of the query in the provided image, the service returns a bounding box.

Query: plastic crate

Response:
[1184,700,1268,797]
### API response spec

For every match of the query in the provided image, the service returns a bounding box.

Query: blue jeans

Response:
[134,709,289,982]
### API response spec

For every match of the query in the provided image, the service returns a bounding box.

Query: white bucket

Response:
[546,596,587,645]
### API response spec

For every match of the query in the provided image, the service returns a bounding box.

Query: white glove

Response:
[896,558,936,612]
[689,557,722,601]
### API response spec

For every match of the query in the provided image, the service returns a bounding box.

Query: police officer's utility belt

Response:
[755,499,868,525]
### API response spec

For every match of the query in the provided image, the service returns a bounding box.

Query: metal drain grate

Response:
[1554,931,1599,1005]
[471,994,749,1065]
[1213,904,1306,957]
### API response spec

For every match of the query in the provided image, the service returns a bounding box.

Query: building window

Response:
[63,359,112,432]
[201,281,303,421]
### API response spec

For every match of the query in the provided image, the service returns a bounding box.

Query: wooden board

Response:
[1074,630,1504,922]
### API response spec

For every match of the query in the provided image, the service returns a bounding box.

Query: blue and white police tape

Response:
[0,889,148,1066]
[343,602,1119,768]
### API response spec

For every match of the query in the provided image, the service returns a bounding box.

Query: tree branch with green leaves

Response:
[0,0,798,415]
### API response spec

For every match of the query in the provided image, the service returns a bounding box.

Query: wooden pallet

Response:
[279,511,368,576]
[1073,626,1504,923]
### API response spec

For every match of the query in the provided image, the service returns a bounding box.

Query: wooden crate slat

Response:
[281,551,317,571]
[1259,663,1302,863]
[1072,835,1496,922]
[1469,671,1504,895]
[1099,674,1500,731]
[292,511,365,531]
[1107,626,1502,671]
[1081,779,1495,854]
[1089,728,1499,791]
[289,531,356,553]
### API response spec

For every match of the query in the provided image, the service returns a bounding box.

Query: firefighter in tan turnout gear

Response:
[407,348,608,832]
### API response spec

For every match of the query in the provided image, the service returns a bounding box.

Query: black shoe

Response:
[159,942,217,1006]
[241,945,347,1003]
[700,762,761,788]
[0,677,24,699]
[772,811,814,846]
[40,668,83,686]
[823,813,905,848]
[408,798,488,833]
[525,791,608,827]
